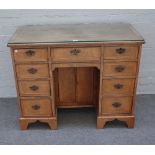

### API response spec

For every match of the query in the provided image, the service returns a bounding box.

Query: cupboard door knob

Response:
[112,102,122,108]
[30,85,39,91]
[115,65,125,72]
[114,83,123,89]
[70,49,80,55]
[116,48,126,54]
[25,50,35,56]
[32,104,40,110]
[28,68,38,74]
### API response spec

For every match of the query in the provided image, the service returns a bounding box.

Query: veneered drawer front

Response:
[104,46,139,60]
[21,98,52,116]
[13,48,48,62]
[18,81,50,96]
[52,47,101,62]
[16,64,49,79]
[102,79,135,95]
[103,62,137,77]
[101,97,132,114]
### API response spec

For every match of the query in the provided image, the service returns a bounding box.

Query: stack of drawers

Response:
[12,48,55,128]
[99,45,140,128]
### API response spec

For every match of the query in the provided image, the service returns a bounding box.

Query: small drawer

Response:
[102,79,135,95]
[16,64,49,79]
[18,80,50,96]
[101,96,132,114]
[51,47,101,62]
[13,48,48,62]
[20,98,52,117]
[104,46,139,60]
[103,62,137,77]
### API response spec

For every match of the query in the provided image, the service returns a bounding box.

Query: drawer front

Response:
[16,64,49,79]
[52,47,101,62]
[18,81,50,96]
[103,62,137,77]
[21,98,52,116]
[102,79,135,95]
[104,46,139,60]
[13,48,48,62]
[101,97,132,114]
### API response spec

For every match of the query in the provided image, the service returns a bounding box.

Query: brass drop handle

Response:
[115,65,125,72]
[70,49,80,55]
[112,102,122,108]
[114,83,123,89]
[25,50,35,56]
[28,68,38,74]
[30,85,39,91]
[116,48,126,54]
[32,104,40,110]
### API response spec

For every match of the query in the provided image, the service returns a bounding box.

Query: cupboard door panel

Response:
[58,68,76,105]
[76,68,94,105]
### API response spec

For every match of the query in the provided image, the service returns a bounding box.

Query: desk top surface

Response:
[8,23,144,45]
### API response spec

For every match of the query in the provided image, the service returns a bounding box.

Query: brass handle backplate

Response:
[112,102,122,108]
[32,104,40,110]
[25,50,35,57]
[114,83,123,89]
[30,85,39,91]
[70,49,80,55]
[116,48,126,54]
[28,68,38,74]
[115,65,125,72]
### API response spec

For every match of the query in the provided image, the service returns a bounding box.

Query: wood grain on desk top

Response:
[8,23,144,45]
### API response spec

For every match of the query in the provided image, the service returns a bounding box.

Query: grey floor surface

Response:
[0,94,155,145]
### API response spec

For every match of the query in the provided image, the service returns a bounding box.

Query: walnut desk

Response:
[7,23,144,130]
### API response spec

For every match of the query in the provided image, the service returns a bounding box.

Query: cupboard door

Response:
[76,68,94,105]
[58,68,76,106]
